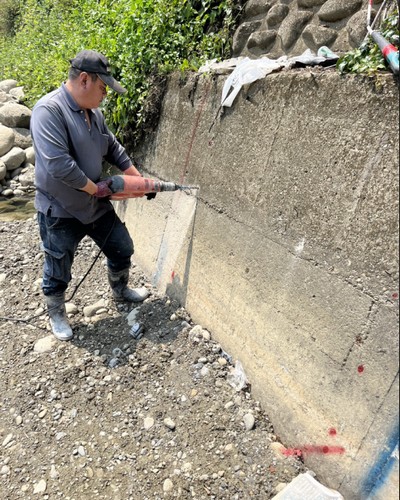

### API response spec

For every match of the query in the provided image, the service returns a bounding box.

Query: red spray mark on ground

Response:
[392,293,398,300]
[357,365,365,373]
[328,428,337,437]
[283,445,345,457]
[171,270,175,281]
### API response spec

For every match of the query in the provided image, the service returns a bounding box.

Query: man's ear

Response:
[79,71,89,88]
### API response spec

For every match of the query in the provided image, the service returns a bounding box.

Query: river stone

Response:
[302,24,338,50]
[25,146,35,164]
[232,20,263,55]
[0,102,31,128]
[248,30,277,52]
[347,10,369,47]
[34,335,58,353]
[279,10,313,49]
[18,165,35,187]
[12,128,32,149]
[0,125,14,156]
[266,4,289,27]
[0,161,6,181]
[318,0,362,23]
[2,146,26,171]
[245,0,277,17]
[0,80,18,93]
[83,298,107,318]
[9,87,25,102]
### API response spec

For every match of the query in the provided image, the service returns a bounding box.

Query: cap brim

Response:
[98,74,127,94]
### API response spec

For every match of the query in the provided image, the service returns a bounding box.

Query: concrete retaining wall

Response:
[117,69,399,499]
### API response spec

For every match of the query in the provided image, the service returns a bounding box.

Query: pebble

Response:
[0,465,10,475]
[163,418,176,430]
[50,465,59,479]
[144,417,154,430]
[2,433,13,447]
[243,413,255,431]
[269,442,287,459]
[33,479,47,494]
[83,299,107,318]
[163,478,174,492]
[33,336,57,353]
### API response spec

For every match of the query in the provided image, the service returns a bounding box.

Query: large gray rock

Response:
[0,102,31,128]
[248,30,278,53]
[318,0,362,23]
[278,10,313,49]
[267,4,290,27]
[0,80,18,93]
[245,0,277,17]
[232,21,263,55]
[302,24,338,50]
[0,125,15,156]
[2,146,26,171]
[347,9,369,47]
[12,128,32,149]
[9,87,25,102]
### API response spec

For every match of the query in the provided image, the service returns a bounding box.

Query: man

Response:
[31,49,149,341]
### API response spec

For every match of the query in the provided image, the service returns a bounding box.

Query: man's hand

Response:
[94,179,113,198]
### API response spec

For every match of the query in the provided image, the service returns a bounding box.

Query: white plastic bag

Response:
[221,56,287,107]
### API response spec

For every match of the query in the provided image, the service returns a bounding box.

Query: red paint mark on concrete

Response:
[392,293,398,300]
[357,365,365,373]
[328,428,337,437]
[283,445,345,457]
[171,271,175,281]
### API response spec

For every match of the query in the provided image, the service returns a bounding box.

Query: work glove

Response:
[146,192,157,200]
[94,179,113,198]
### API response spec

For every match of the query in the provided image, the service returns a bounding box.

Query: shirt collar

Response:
[61,82,82,112]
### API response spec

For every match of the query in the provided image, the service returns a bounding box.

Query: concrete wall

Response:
[117,69,399,499]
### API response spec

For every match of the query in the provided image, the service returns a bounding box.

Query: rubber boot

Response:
[108,268,149,303]
[45,293,73,341]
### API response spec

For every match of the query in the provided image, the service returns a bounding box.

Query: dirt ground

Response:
[0,213,307,499]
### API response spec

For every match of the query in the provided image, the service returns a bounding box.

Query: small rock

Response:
[50,465,59,479]
[33,479,47,494]
[2,433,13,447]
[163,478,174,493]
[144,417,154,430]
[15,415,23,425]
[33,335,57,353]
[243,413,255,431]
[0,465,10,475]
[164,418,176,430]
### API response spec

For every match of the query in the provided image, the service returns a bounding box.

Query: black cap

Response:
[70,50,126,94]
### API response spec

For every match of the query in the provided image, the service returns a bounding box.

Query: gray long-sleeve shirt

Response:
[31,83,131,224]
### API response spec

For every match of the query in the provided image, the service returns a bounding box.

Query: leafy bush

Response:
[0,0,239,146]
[337,9,399,75]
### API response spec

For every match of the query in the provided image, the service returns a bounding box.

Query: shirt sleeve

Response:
[31,104,88,189]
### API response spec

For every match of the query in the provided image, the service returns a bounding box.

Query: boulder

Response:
[0,125,15,156]
[0,80,18,93]
[0,160,6,181]
[2,146,26,171]
[12,128,32,149]
[25,146,35,164]
[0,102,31,128]
[318,0,362,23]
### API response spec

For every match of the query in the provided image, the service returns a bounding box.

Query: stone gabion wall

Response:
[232,0,388,58]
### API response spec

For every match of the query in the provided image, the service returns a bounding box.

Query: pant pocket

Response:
[42,246,70,283]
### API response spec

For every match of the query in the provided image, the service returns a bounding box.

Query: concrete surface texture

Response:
[233,0,391,58]
[118,69,399,499]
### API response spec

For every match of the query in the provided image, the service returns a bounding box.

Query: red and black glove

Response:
[94,179,113,198]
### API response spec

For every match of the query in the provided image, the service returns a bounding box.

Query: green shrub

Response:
[0,0,239,147]
[337,9,399,75]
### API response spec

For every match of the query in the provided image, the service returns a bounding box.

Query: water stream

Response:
[0,196,36,222]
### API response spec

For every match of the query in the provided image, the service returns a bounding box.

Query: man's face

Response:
[81,73,108,109]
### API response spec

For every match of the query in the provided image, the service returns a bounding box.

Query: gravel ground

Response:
[0,214,307,499]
